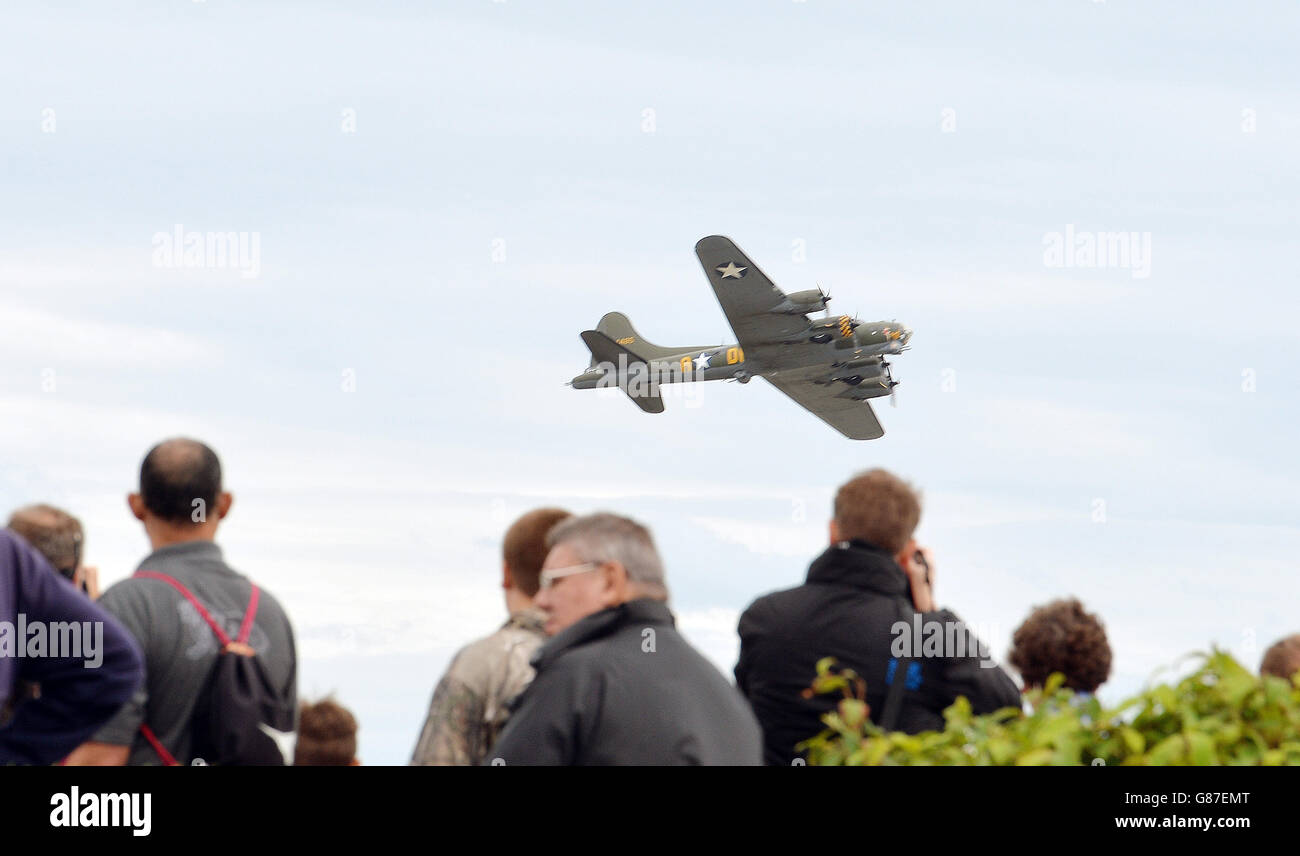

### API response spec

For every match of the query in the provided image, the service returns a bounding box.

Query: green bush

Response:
[799,649,1300,765]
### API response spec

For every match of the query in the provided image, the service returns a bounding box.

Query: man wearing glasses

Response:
[489,513,762,765]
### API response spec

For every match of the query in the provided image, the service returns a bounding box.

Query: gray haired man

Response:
[488,513,762,765]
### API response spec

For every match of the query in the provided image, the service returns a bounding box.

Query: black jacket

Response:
[735,540,1022,765]
[490,599,762,765]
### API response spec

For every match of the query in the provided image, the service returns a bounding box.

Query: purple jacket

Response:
[0,529,144,764]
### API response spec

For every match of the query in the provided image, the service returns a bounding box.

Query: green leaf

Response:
[1148,733,1187,765]
[1120,727,1145,754]
[1015,748,1055,766]
[840,699,868,730]
[988,738,1017,765]
[1186,731,1215,765]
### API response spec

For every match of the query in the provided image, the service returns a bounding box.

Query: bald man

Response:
[65,438,297,765]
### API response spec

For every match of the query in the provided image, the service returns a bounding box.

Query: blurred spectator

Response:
[491,513,762,765]
[64,438,297,765]
[410,507,571,766]
[295,697,359,766]
[8,504,100,599]
[1008,598,1112,695]
[735,469,1021,764]
[1260,634,1300,682]
[0,529,143,764]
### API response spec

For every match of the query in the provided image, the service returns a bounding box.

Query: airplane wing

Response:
[763,370,885,440]
[694,235,809,356]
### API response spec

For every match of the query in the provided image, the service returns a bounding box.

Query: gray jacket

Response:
[490,599,762,765]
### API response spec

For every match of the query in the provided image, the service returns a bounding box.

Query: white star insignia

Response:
[695,351,712,370]
[715,262,747,279]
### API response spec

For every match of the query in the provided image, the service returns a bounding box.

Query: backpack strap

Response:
[879,656,912,731]
[134,569,260,652]
[236,584,261,646]
[139,724,181,767]
[134,570,232,646]
[131,570,263,762]
[878,598,917,732]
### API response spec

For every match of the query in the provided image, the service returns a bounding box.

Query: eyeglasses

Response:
[538,561,606,591]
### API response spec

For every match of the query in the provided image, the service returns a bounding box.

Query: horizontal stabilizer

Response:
[579,330,665,414]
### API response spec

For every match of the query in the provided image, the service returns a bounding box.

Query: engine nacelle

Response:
[835,382,892,401]
[833,339,903,356]
[831,356,884,371]
[810,315,858,331]
[772,289,830,315]
[827,360,885,385]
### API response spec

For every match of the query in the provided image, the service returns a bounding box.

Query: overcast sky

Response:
[2,1,1297,764]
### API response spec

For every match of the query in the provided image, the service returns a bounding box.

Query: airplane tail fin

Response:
[591,312,691,364]
[579,329,664,414]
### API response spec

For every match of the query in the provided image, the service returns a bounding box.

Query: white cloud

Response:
[0,301,219,367]
[968,397,1160,460]
[676,606,743,677]
[692,516,825,559]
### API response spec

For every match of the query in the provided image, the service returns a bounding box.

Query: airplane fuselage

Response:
[570,317,910,389]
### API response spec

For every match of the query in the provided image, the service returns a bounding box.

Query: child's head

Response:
[294,697,359,766]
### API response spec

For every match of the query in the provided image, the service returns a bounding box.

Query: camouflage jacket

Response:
[410,607,548,766]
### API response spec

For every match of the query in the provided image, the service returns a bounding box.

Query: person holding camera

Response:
[735,468,1021,765]
[7,504,100,599]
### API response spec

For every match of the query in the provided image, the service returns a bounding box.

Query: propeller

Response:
[818,283,832,318]
[881,360,899,407]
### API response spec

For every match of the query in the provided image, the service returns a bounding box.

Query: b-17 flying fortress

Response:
[569,236,913,440]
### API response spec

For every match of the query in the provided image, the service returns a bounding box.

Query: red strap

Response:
[139,724,181,766]
[134,570,231,646]
[132,570,262,764]
[237,584,260,644]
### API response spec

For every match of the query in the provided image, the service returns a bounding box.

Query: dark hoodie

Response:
[735,539,1021,765]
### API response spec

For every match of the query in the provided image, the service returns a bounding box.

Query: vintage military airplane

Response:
[568,235,912,440]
